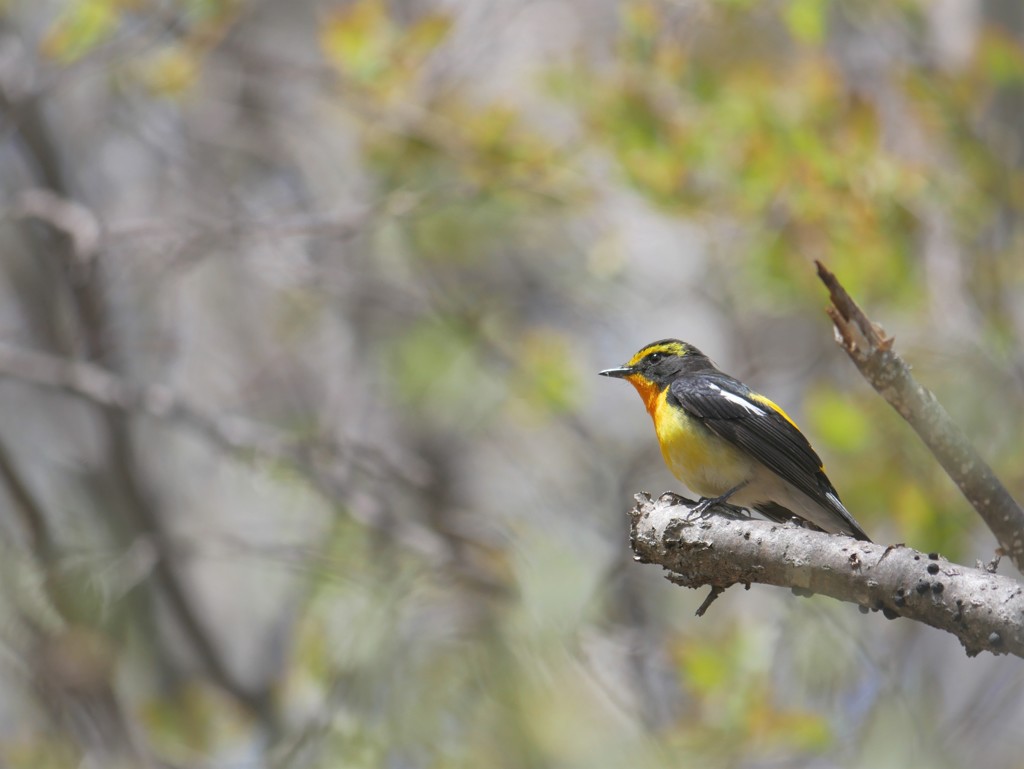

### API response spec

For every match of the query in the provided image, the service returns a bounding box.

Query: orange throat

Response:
[626,374,664,418]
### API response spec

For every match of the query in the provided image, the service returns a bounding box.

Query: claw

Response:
[659,491,692,506]
[691,482,749,518]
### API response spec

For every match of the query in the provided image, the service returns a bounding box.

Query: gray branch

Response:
[0,341,291,457]
[0,341,428,485]
[0,342,458,557]
[631,493,1024,659]
[816,261,1024,573]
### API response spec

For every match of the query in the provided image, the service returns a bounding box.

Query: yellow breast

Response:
[648,388,754,497]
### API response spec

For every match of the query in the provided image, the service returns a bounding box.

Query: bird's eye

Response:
[647,352,665,364]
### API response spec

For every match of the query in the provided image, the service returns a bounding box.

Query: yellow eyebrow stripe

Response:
[627,341,688,367]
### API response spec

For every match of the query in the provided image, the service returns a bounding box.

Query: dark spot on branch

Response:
[927,563,940,575]
[931,582,944,595]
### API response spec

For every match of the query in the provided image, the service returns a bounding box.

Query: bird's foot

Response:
[691,482,749,519]
[658,491,694,506]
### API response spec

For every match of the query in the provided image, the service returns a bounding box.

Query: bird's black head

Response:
[599,339,714,389]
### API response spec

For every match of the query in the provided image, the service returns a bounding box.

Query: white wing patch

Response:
[708,383,767,416]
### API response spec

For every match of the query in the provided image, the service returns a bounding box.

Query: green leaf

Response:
[320,0,395,83]
[42,0,120,63]
[978,29,1024,85]
[784,0,827,45]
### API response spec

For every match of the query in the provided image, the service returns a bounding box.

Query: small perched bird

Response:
[601,338,871,541]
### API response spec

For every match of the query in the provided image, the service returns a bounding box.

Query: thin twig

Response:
[0,341,425,483]
[14,188,101,262]
[0,341,454,554]
[694,586,726,617]
[0,430,56,559]
[816,261,1024,573]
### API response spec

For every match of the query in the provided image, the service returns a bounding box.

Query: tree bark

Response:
[630,492,1024,659]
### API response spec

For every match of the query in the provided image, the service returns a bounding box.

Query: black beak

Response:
[599,365,634,379]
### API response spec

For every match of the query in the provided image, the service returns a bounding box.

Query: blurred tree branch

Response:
[0,341,427,490]
[0,341,317,459]
[4,77,280,727]
[0,430,57,560]
[630,493,1024,659]
[817,262,1024,574]
[0,341,469,567]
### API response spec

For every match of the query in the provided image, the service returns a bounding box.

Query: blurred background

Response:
[1,0,1023,766]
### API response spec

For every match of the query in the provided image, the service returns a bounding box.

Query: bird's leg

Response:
[691,482,749,519]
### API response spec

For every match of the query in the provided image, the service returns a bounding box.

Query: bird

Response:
[600,338,871,541]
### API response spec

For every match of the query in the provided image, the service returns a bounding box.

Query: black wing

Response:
[668,373,856,529]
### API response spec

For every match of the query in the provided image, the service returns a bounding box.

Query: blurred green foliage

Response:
[806,386,976,558]
[42,0,244,94]
[321,0,451,98]
[555,1,934,305]
[675,627,832,756]
[41,0,121,62]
